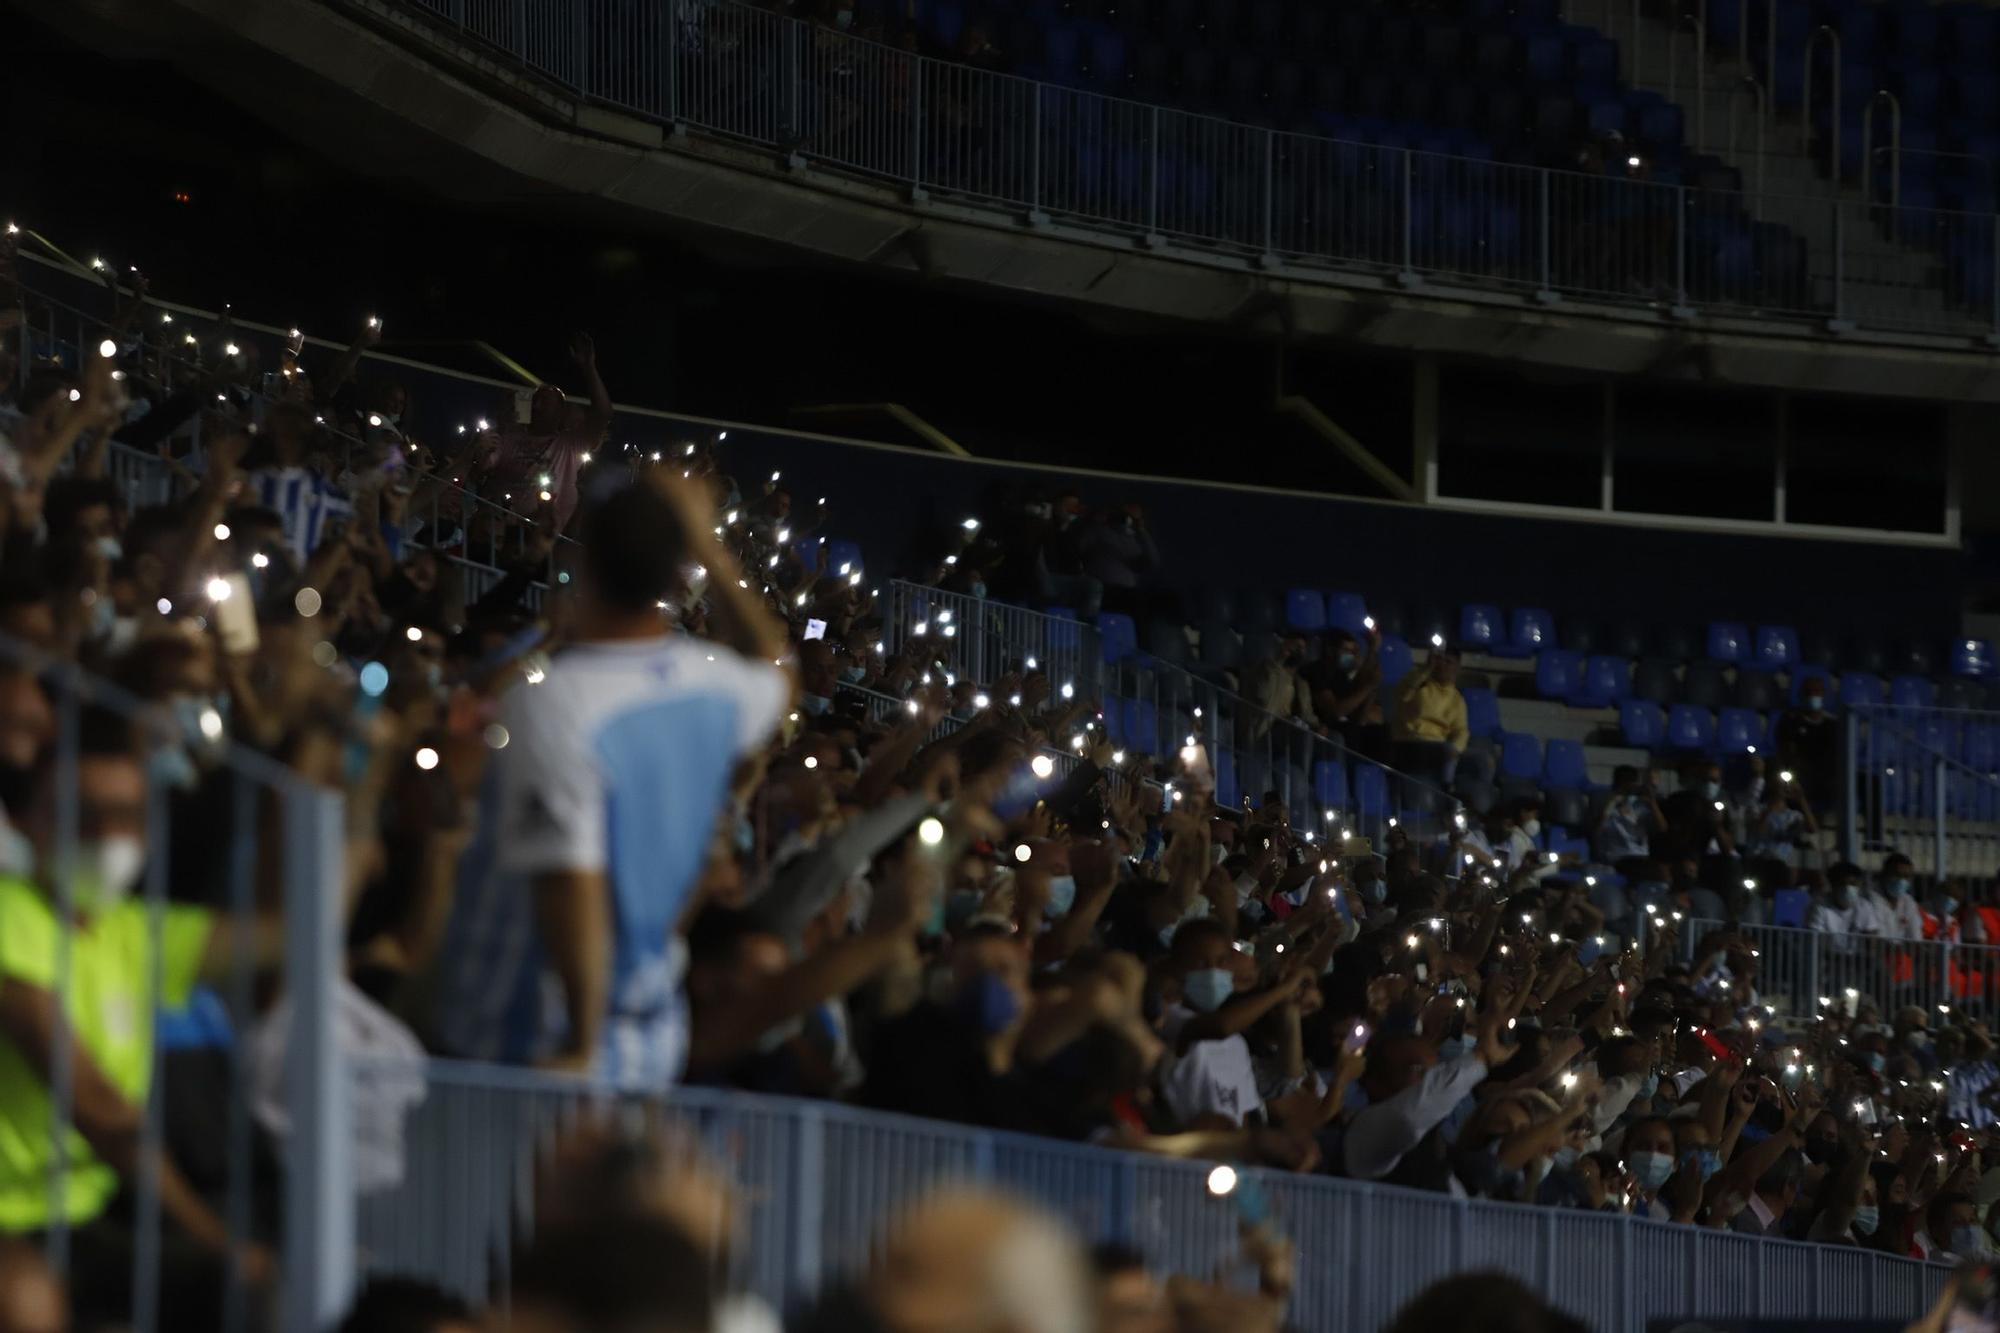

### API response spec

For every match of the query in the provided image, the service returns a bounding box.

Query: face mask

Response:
[1702,781,1721,800]
[1520,818,1541,839]
[1953,1224,1987,1256]
[1182,967,1234,1014]
[425,662,445,691]
[1336,652,1358,672]
[840,665,867,683]
[1631,1151,1675,1190]
[1888,878,1912,897]
[1852,1206,1880,1237]
[1362,879,1387,905]
[1044,874,1076,917]
[1833,885,1855,908]
[1638,1071,1659,1100]
[834,7,853,26]
[955,971,1019,1037]
[1865,1052,1887,1073]
[1681,1149,1722,1182]
[147,746,198,792]
[1805,695,1825,713]
[734,815,756,855]
[1939,898,1959,917]
[800,693,833,717]
[969,581,987,599]
[56,835,146,915]
[1550,1146,1581,1171]
[92,534,122,563]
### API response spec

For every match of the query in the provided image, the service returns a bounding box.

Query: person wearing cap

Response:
[1390,644,1467,787]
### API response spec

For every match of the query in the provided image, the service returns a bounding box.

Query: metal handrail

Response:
[1669,14,1709,151]
[1862,89,1904,210]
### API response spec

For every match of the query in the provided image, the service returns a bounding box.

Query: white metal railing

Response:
[1681,916,2000,1023]
[1843,704,2000,880]
[345,0,2000,338]
[358,1058,1952,1332]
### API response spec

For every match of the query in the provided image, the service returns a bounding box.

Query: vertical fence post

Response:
[1538,168,1553,297]
[575,0,588,92]
[1400,147,1415,279]
[1675,184,1688,306]
[1831,200,1847,325]
[1262,128,1276,259]
[1935,753,1949,885]
[1029,84,1043,218]
[790,1102,825,1296]
[663,0,678,122]
[512,0,527,62]
[1148,106,1160,239]
[1842,710,1860,864]
[911,56,925,198]
[282,785,354,1333]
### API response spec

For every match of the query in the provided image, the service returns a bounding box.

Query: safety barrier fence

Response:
[1681,915,2000,1023]
[0,629,350,1332]
[355,1057,1951,1332]
[1844,704,2000,880]
[880,580,1465,854]
[351,0,2000,338]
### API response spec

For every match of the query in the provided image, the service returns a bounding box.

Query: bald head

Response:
[870,1192,1091,1333]
[0,1241,64,1333]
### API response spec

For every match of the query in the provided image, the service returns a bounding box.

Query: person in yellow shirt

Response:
[0,708,277,1323]
[1392,645,1469,785]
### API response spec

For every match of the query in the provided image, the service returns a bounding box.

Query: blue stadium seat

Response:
[1753,626,1799,671]
[1952,638,1995,678]
[1097,613,1138,663]
[1771,889,1809,928]
[1500,607,1557,658]
[1715,707,1767,755]
[1326,592,1371,639]
[1535,649,1580,700]
[1707,621,1750,664]
[1460,603,1502,650]
[1543,738,1591,789]
[1891,674,1938,708]
[1666,705,1716,753]
[1101,693,1126,745]
[1121,697,1159,753]
[1620,699,1666,748]
[1573,654,1631,707]
[1500,732,1542,779]
[1841,672,1887,708]
[1463,686,1502,738]
[1313,758,1349,809]
[1285,589,1327,632]
[822,538,866,577]
[1355,763,1390,818]
[1378,634,1414,687]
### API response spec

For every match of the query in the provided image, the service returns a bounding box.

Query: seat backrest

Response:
[1285,589,1327,632]
[1667,704,1715,750]
[1771,888,1809,928]
[1326,592,1371,638]
[1682,661,1727,710]
[1620,699,1665,748]
[1098,612,1138,663]
[1707,621,1750,664]
[1754,626,1799,671]
[1510,607,1556,652]
[1535,649,1580,698]
[1891,674,1938,708]
[1355,762,1390,815]
[1632,658,1680,704]
[1312,758,1349,809]
[1460,603,1502,649]
[1214,745,1239,809]
[1841,672,1886,708]
[1734,669,1777,712]
[1716,707,1765,754]
[1544,738,1588,786]
[1545,786,1588,828]
[1583,655,1632,699]
[1377,634,1414,687]
[1501,731,1542,778]
[1463,686,1502,738]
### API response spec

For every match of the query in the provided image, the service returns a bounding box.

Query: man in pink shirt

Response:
[482,332,612,532]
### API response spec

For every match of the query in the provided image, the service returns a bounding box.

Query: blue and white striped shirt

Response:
[250,467,352,563]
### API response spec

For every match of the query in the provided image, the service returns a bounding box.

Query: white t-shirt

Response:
[1159,1003,1264,1128]
[436,636,788,1087]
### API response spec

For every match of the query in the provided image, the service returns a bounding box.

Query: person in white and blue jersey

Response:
[435,472,793,1086]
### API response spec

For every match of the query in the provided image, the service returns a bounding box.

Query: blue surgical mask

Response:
[1852,1206,1880,1237]
[1865,1052,1887,1073]
[800,692,833,717]
[1551,1146,1581,1171]
[1363,879,1387,905]
[1336,652,1358,672]
[1702,781,1722,800]
[1682,1149,1722,1181]
[1952,1224,1987,1256]
[1638,1072,1660,1100]
[1888,878,1912,897]
[147,745,198,792]
[840,665,867,683]
[1940,897,1960,917]
[1631,1150,1674,1190]
[1044,874,1076,917]
[1805,695,1825,713]
[1183,967,1234,1014]
[970,581,988,599]
[955,972,1020,1036]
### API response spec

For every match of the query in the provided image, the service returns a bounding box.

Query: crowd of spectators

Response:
[0,230,1991,1333]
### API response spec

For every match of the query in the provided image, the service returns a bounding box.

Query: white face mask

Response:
[1520,818,1541,839]
[55,836,147,915]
